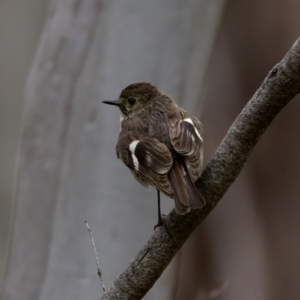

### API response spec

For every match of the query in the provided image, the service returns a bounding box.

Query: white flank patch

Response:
[183,118,203,142]
[129,140,140,171]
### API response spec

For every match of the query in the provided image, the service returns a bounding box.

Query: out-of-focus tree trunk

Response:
[1,1,225,299]
[0,0,49,295]
[173,0,300,299]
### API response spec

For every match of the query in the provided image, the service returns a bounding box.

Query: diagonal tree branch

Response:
[101,37,300,300]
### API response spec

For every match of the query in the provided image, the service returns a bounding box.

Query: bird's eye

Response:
[128,98,136,105]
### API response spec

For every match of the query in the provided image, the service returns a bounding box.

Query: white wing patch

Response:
[129,140,140,171]
[183,118,203,142]
[145,151,152,166]
[183,118,194,125]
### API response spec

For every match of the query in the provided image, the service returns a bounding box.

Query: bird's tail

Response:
[168,156,205,215]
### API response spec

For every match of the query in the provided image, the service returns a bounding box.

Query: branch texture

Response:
[101,37,300,300]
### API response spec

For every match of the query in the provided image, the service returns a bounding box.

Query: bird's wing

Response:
[116,135,174,197]
[168,111,204,181]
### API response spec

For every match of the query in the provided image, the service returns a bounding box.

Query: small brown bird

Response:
[103,82,205,226]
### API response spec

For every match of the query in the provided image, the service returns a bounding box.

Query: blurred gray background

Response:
[1,0,300,299]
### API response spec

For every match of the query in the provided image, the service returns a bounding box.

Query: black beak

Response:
[102,100,119,106]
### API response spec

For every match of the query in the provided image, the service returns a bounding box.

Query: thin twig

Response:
[85,221,106,293]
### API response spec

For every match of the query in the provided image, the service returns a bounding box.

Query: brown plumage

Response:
[103,82,205,222]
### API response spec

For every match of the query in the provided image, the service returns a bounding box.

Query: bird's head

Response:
[102,82,160,119]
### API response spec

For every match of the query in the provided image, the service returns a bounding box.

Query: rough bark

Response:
[101,37,300,299]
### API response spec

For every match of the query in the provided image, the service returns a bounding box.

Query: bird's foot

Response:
[154,214,171,237]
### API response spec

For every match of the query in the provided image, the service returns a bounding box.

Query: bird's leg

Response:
[154,190,171,238]
[155,189,163,228]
